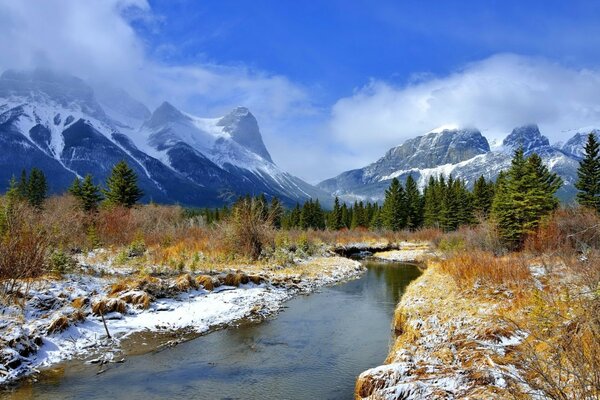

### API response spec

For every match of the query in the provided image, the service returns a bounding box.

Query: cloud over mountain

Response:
[330,54,600,164]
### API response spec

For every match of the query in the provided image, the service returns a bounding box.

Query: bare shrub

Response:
[220,197,275,260]
[525,207,600,256]
[0,200,49,302]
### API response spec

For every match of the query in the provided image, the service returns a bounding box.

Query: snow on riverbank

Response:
[372,242,434,263]
[355,262,526,399]
[1,256,363,386]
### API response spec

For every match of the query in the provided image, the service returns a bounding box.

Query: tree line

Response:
[3,132,599,250]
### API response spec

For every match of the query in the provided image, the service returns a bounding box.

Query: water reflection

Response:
[2,261,421,400]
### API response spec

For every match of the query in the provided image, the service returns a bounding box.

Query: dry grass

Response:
[92,298,127,315]
[47,315,70,334]
[439,251,532,290]
[174,273,198,291]
[195,275,216,290]
[118,290,151,309]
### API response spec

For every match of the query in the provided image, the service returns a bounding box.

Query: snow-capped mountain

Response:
[318,124,589,203]
[0,69,331,207]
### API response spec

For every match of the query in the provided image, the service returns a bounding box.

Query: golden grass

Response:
[92,298,127,315]
[195,275,215,290]
[118,291,151,309]
[174,273,198,291]
[47,315,70,334]
[71,297,87,309]
[439,251,532,290]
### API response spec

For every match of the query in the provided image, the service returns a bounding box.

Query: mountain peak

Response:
[503,124,549,153]
[217,107,273,162]
[145,101,188,129]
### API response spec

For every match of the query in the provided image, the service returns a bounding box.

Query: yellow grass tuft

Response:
[92,298,127,315]
[47,315,70,334]
[195,275,215,291]
[174,273,198,292]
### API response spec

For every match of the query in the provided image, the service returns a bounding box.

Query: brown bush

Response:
[0,200,49,302]
[525,207,600,256]
[220,197,275,260]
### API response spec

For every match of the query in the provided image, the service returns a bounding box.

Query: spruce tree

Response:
[27,168,48,209]
[405,175,423,230]
[473,175,495,217]
[341,203,350,229]
[329,197,343,230]
[17,170,28,199]
[491,148,562,248]
[69,177,83,198]
[270,197,283,228]
[78,175,103,212]
[289,203,301,228]
[382,178,406,231]
[104,160,143,208]
[575,132,600,211]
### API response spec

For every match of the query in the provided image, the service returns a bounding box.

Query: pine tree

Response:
[270,197,283,228]
[405,175,423,230]
[472,175,495,217]
[341,203,350,229]
[328,197,343,230]
[69,177,83,198]
[104,161,143,208]
[289,203,301,228]
[257,193,269,221]
[492,148,562,248]
[370,207,383,230]
[575,132,600,211]
[27,168,48,209]
[17,170,28,199]
[78,175,103,212]
[382,178,407,231]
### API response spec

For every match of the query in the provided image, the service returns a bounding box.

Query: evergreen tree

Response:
[575,132,600,211]
[289,203,301,228]
[382,178,406,231]
[328,197,343,230]
[472,175,495,217]
[17,170,28,199]
[27,168,47,209]
[77,175,103,212]
[405,175,423,230]
[341,203,350,229]
[257,193,269,221]
[440,176,460,231]
[104,160,143,208]
[370,207,383,230]
[69,177,83,198]
[270,197,283,228]
[492,148,562,248]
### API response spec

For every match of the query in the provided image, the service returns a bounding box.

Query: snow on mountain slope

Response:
[0,69,330,207]
[318,124,580,203]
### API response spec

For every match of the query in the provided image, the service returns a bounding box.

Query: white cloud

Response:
[330,54,600,167]
[0,0,322,179]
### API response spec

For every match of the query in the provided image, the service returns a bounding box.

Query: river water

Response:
[4,261,421,400]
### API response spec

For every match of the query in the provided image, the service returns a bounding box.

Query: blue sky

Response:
[2,0,600,182]
[140,0,600,102]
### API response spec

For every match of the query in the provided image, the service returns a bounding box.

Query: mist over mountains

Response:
[0,69,595,208]
[0,69,330,207]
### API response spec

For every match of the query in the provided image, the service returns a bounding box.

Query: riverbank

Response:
[355,250,599,399]
[0,252,363,386]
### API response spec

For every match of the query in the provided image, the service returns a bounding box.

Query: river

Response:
[3,260,421,400]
